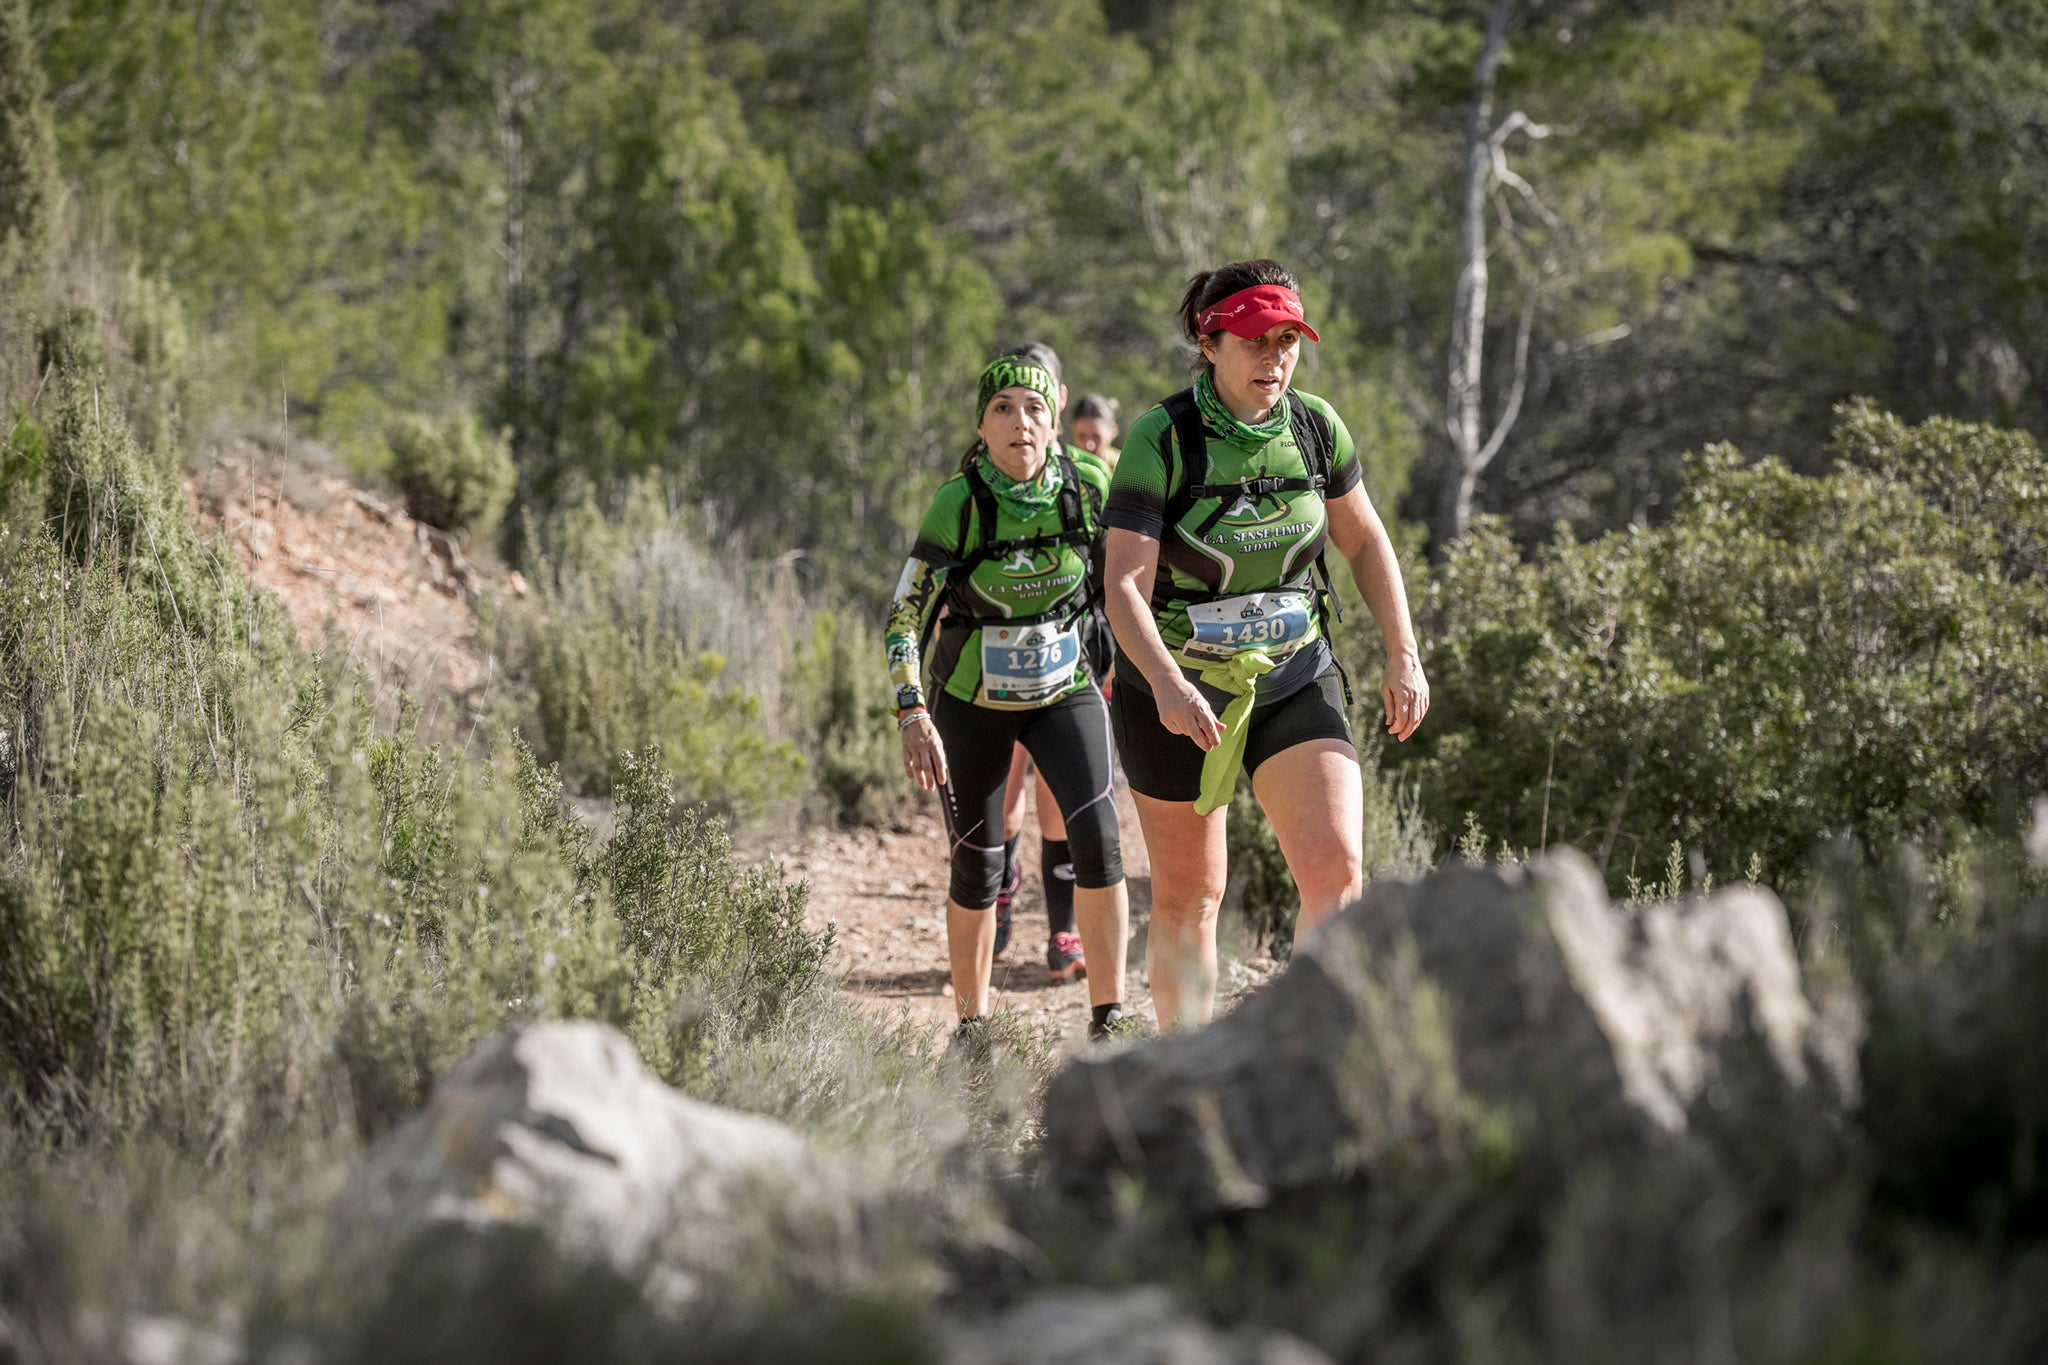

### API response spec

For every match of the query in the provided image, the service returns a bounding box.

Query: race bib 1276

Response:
[981,621,1081,706]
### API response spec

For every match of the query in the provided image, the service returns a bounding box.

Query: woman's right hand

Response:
[901,711,950,790]
[1156,680,1224,752]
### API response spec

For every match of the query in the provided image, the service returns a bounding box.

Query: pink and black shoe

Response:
[1046,931,1086,984]
[992,854,1022,957]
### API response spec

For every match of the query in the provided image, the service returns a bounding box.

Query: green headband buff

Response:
[977,358,1059,421]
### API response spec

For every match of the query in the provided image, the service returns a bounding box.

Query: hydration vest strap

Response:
[943,451,1097,628]
[1155,389,1349,703]
[1160,390,1213,533]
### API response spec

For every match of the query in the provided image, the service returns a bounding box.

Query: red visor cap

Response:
[1196,284,1321,342]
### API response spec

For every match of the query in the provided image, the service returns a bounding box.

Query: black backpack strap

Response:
[1286,391,1334,483]
[945,451,1100,633]
[961,462,1002,567]
[917,465,1000,661]
[1056,449,1105,630]
[1160,389,1212,534]
[1287,392,1354,706]
[1163,388,1331,538]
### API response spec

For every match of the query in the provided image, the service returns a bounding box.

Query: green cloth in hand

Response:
[1194,649,1277,815]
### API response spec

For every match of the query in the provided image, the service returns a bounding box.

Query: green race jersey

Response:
[1103,388,1361,657]
[885,450,1109,710]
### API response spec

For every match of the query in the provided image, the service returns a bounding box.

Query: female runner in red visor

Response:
[1101,259,1428,1028]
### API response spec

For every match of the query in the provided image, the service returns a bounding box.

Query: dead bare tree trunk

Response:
[1439,0,1541,550]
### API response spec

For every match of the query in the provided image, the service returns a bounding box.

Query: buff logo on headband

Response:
[1197,284,1322,342]
[977,357,1060,420]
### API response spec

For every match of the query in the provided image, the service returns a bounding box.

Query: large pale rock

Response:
[350,1021,849,1298]
[948,1289,1331,1365]
[1044,849,1848,1214]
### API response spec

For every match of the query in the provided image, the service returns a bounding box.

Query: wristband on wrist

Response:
[896,708,930,731]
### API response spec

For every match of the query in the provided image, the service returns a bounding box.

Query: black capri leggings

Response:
[931,686,1123,909]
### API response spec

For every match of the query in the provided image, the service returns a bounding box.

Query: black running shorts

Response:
[1110,663,1353,804]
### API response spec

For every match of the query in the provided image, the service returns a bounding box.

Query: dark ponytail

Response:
[1178,258,1300,370]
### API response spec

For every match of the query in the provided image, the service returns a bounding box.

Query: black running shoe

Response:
[943,1015,993,1075]
[1087,1004,1127,1042]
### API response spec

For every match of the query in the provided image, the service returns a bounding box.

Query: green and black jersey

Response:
[1104,388,1360,651]
[886,450,1110,711]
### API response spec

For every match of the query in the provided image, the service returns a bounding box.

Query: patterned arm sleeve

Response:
[884,556,946,712]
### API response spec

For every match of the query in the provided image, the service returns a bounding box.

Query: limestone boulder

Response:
[348,1020,857,1301]
[948,1288,1331,1365]
[1044,848,1850,1215]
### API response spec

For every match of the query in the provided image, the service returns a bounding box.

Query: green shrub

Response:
[384,411,516,541]
[501,486,807,820]
[0,0,56,299]
[35,307,103,382]
[605,747,833,1085]
[1407,404,2048,892]
[1809,841,2048,1241]
[784,609,904,827]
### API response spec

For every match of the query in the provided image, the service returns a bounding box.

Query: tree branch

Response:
[1473,289,1538,475]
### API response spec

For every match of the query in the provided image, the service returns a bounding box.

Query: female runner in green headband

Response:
[886,354,1131,1042]
[1102,258,1428,1030]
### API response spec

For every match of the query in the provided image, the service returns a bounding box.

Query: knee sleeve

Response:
[949,841,1005,910]
[1062,800,1123,890]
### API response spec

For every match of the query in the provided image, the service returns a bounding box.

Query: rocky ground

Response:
[189,437,503,707]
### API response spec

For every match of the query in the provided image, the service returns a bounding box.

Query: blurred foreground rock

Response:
[1044,848,1853,1214]
[949,1288,1330,1365]
[348,1021,864,1304]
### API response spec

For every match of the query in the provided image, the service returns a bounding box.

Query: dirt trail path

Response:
[778,778,1159,1044]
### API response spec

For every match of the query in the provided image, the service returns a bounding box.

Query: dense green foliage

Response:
[1408,405,2048,890]
[22,0,2044,577]
[0,0,56,304]
[493,484,815,816]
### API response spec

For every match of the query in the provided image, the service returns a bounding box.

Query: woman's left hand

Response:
[1381,650,1429,741]
[901,712,950,790]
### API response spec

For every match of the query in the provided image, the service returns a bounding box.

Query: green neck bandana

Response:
[975,446,1064,520]
[1195,369,1292,450]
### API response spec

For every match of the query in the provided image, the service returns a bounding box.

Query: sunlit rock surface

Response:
[1044,848,1852,1214]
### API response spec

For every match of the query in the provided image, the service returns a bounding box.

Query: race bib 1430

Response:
[1180,591,1313,665]
[981,622,1081,706]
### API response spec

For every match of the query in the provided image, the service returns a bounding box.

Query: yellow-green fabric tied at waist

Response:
[1193,649,1278,816]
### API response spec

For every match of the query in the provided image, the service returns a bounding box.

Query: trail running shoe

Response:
[1087,1004,1127,1042]
[992,856,1021,958]
[1046,930,1087,984]
[943,1015,992,1074]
